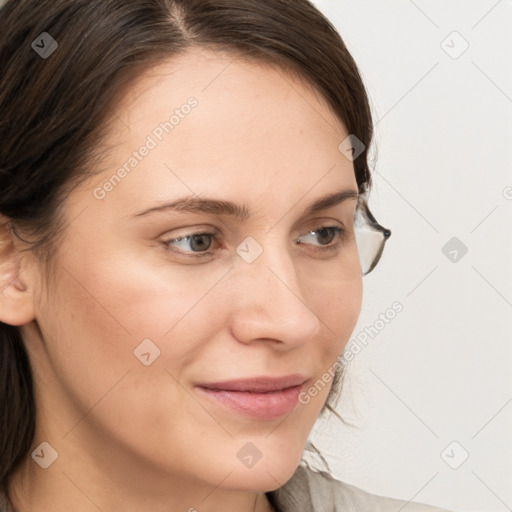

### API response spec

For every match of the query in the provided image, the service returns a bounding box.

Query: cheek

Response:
[36,245,235,421]
[298,273,362,407]
[310,270,363,351]
[35,250,231,460]
[52,240,230,340]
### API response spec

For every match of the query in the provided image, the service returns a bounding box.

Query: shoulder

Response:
[267,464,453,512]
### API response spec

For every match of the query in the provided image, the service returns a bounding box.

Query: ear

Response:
[0,216,36,326]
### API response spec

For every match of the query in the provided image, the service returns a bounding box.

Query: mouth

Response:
[194,375,308,420]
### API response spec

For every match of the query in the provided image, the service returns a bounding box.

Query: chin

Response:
[213,442,305,493]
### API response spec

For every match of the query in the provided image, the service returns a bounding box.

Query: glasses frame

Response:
[354,193,392,275]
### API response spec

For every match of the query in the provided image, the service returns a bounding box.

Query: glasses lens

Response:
[354,195,391,275]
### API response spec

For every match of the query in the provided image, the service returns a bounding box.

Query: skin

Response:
[0,48,363,512]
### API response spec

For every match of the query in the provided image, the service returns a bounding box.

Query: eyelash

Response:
[162,225,347,259]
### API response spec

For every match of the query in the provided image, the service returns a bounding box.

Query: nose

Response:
[228,237,322,349]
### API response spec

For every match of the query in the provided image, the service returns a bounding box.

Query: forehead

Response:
[113,47,344,128]
[84,48,355,213]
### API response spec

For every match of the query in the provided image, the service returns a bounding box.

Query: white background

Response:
[308,1,512,511]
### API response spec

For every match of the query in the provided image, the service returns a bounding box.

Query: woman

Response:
[0,0,452,510]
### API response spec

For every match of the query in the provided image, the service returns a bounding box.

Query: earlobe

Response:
[0,219,36,326]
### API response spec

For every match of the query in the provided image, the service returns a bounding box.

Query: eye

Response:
[163,231,217,257]
[296,225,347,253]
[162,224,347,259]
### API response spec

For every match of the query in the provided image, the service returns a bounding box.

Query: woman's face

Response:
[17,49,362,499]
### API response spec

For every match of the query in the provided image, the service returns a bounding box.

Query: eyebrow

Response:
[131,189,359,221]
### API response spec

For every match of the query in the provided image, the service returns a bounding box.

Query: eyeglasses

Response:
[354,193,391,275]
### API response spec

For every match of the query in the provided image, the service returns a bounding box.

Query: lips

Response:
[197,374,308,393]
[194,375,308,420]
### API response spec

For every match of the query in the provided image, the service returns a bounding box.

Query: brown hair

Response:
[0,0,373,496]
